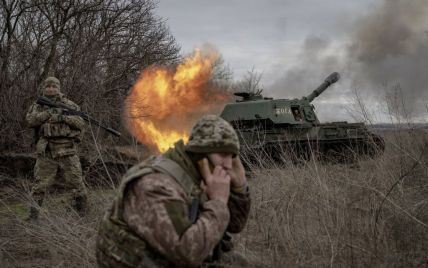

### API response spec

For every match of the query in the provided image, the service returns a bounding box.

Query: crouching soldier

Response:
[26,76,87,219]
[96,115,251,267]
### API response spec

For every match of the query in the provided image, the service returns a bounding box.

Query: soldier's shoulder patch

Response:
[164,200,191,237]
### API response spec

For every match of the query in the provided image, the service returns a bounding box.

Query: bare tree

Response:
[383,83,413,125]
[345,87,375,125]
[210,55,233,90]
[232,67,264,95]
[0,0,180,151]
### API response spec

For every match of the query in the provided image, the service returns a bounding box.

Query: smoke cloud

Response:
[268,0,428,121]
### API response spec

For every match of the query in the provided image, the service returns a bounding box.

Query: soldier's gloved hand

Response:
[200,158,231,204]
[227,157,247,191]
[49,113,64,123]
[49,107,63,114]
[39,110,52,122]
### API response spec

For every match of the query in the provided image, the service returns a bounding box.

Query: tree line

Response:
[0,0,180,151]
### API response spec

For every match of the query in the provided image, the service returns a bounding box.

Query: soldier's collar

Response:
[163,140,202,184]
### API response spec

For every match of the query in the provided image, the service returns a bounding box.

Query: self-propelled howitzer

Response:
[220,72,384,162]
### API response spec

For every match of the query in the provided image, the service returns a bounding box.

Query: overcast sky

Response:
[157,0,374,76]
[157,0,428,123]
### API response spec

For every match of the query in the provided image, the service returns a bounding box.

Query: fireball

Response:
[124,48,231,153]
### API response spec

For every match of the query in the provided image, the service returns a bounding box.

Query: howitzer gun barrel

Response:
[305,72,340,102]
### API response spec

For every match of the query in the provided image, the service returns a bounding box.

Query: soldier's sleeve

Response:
[63,101,85,130]
[123,173,230,268]
[26,103,51,127]
[63,115,85,130]
[227,191,251,233]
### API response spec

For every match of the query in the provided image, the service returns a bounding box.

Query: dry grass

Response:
[237,129,428,267]
[1,129,427,267]
[0,189,114,268]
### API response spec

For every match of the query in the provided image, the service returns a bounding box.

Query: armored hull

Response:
[220,72,385,162]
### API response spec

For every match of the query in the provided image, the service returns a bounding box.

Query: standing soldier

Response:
[96,115,251,267]
[26,76,86,219]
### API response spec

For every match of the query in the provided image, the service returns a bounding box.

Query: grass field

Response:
[0,128,427,267]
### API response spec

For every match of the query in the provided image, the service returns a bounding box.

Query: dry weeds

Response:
[0,129,427,267]
[237,129,428,267]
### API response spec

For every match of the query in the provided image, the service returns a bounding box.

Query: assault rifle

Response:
[37,96,121,137]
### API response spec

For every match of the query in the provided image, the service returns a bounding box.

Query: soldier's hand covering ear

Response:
[228,157,247,190]
[199,158,231,204]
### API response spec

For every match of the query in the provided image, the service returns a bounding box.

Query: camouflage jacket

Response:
[96,140,251,268]
[26,93,84,158]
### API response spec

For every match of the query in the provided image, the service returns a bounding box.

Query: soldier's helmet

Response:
[44,76,61,89]
[185,115,239,155]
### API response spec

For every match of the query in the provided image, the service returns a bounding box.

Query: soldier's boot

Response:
[71,195,87,216]
[26,198,43,221]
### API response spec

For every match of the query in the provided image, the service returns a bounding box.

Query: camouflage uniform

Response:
[26,77,86,214]
[96,115,251,267]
